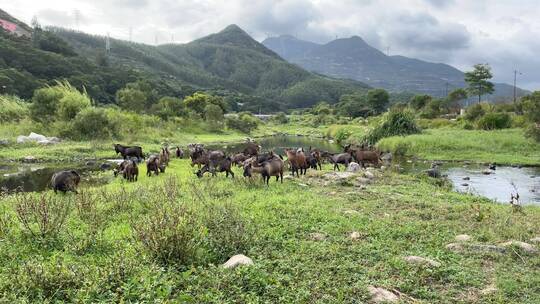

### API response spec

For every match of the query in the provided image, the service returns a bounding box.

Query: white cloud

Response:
[1,0,538,89]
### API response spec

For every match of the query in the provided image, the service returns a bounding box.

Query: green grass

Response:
[0,160,538,302]
[378,128,540,165]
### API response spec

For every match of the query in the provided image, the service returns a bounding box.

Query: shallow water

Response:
[0,135,538,204]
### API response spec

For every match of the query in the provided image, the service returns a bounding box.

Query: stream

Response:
[1,135,538,204]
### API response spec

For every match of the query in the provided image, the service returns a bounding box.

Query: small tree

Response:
[367,88,390,114]
[465,64,494,103]
[116,87,147,113]
[204,103,224,131]
[409,94,432,110]
[184,92,226,117]
[447,88,468,112]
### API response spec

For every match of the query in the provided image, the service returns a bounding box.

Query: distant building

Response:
[0,18,30,37]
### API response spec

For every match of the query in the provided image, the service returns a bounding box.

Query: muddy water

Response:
[0,136,538,204]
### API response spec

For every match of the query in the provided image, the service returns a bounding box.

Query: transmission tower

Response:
[105,32,111,53]
[74,10,81,30]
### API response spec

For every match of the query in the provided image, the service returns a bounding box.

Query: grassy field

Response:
[378,128,540,165]
[0,160,538,302]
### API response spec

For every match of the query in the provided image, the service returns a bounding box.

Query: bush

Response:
[393,141,411,158]
[203,203,252,263]
[132,201,205,266]
[525,124,540,142]
[271,112,289,124]
[30,81,92,122]
[226,112,260,134]
[14,193,72,240]
[71,107,120,139]
[464,103,489,121]
[334,127,353,144]
[363,110,421,145]
[0,95,29,122]
[476,112,512,130]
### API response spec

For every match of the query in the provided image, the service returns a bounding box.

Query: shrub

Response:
[71,107,120,139]
[476,112,512,130]
[14,193,72,240]
[271,112,289,124]
[132,201,205,266]
[226,112,260,133]
[30,81,92,122]
[393,141,411,158]
[464,103,490,121]
[56,85,91,120]
[526,123,540,142]
[30,86,63,122]
[334,127,353,144]
[363,110,421,145]
[0,95,29,122]
[203,203,252,263]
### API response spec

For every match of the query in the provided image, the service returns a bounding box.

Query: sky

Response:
[1,0,539,90]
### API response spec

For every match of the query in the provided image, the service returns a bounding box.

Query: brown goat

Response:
[243,157,284,185]
[284,148,307,177]
[146,155,160,176]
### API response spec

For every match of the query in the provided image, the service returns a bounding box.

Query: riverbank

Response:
[378,128,540,166]
[0,159,538,302]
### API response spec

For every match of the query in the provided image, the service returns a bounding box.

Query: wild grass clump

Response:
[14,193,72,240]
[476,112,512,130]
[0,94,29,122]
[363,110,421,145]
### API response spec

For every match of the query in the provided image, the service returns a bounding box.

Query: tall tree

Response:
[464,64,494,103]
[447,88,468,112]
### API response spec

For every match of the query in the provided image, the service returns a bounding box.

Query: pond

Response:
[0,135,538,205]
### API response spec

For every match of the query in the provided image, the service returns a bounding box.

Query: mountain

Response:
[0,8,369,111]
[52,23,370,110]
[262,35,527,100]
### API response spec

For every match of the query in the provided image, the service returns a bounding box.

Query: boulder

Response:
[364,171,375,179]
[323,172,355,181]
[223,254,253,269]
[455,234,472,242]
[403,255,441,267]
[462,176,470,181]
[0,139,8,145]
[367,286,399,303]
[100,163,112,170]
[381,152,393,162]
[346,162,361,172]
[461,183,469,187]
[17,132,60,145]
[500,241,538,253]
[530,237,540,244]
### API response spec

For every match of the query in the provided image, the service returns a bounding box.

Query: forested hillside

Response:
[54,24,370,109]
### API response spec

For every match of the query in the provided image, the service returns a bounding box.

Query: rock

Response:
[324,172,355,181]
[426,168,441,178]
[488,163,497,170]
[17,132,60,145]
[446,243,506,254]
[455,234,472,242]
[344,210,360,215]
[283,175,294,180]
[461,183,469,187]
[328,139,334,144]
[367,286,399,303]
[500,241,538,253]
[297,183,308,187]
[530,237,540,244]
[223,254,253,269]
[85,161,97,166]
[346,162,361,172]
[381,152,393,162]
[22,156,37,163]
[364,171,375,179]
[380,165,387,171]
[403,255,441,267]
[482,169,493,175]
[356,177,371,184]
[349,231,361,240]
[309,232,326,241]
[100,163,112,170]
[463,176,470,181]
[0,139,8,145]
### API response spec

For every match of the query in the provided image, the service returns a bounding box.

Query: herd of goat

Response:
[50,141,383,193]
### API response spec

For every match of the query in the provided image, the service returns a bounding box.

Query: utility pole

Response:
[105,32,110,53]
[74,9,80,30]
[513,70,522,104]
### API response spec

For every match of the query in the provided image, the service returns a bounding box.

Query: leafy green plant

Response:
[363,110,421,145]
[476,112,512,130]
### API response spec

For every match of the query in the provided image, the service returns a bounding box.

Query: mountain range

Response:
[262,35,527,99]
[0,8,370,111]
